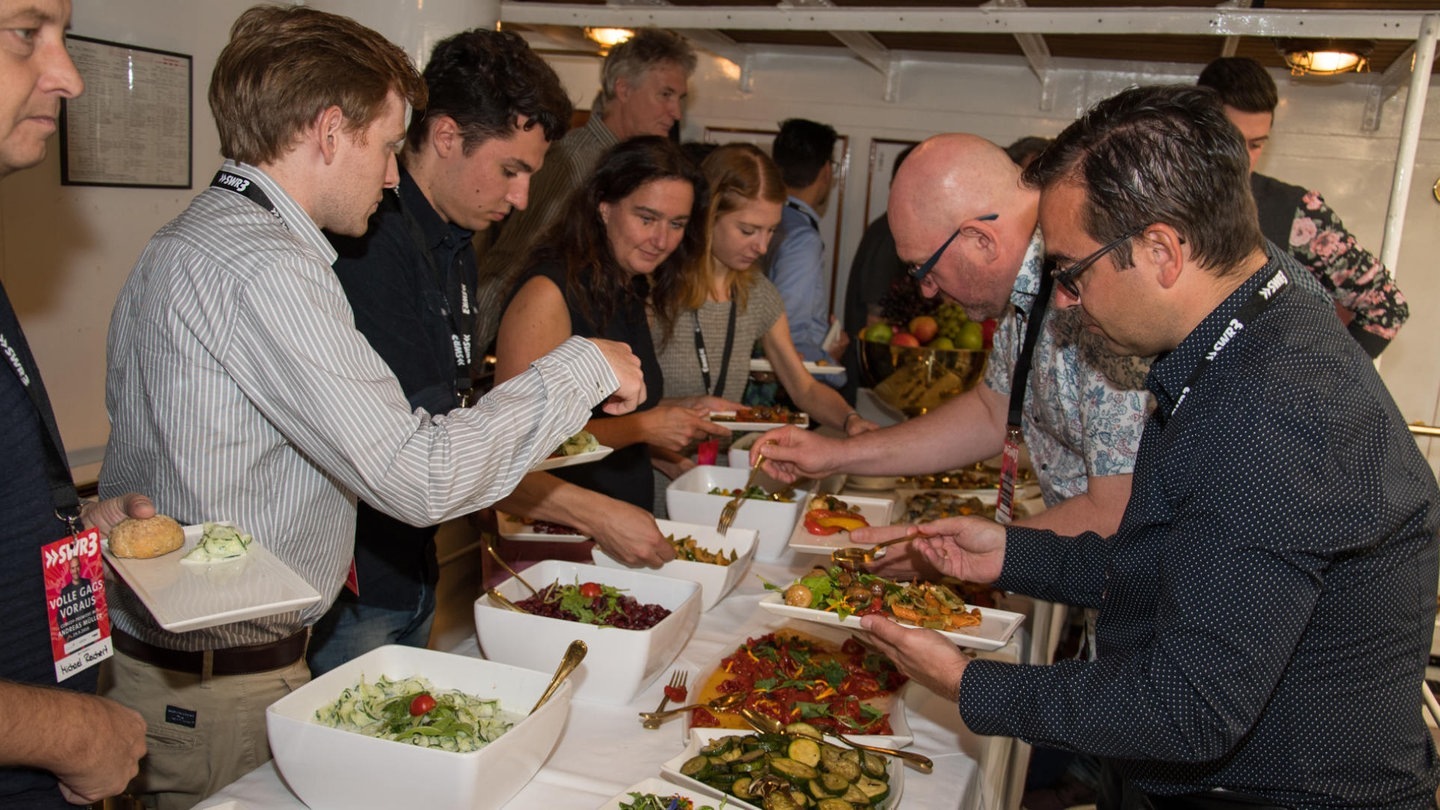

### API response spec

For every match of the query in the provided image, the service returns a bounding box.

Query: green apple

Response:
[957,321,985,350]
[863,322,894,343]
[929,336,955,350]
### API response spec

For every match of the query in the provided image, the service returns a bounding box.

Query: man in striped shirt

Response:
[98,8,644,808]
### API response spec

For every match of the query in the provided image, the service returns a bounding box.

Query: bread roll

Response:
[108,515,185,559]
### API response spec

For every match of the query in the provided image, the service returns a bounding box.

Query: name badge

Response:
[41,529,112,681]
[994,429,1022,526]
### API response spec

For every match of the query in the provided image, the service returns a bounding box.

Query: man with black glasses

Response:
[860,84,1440,810]
[759,132,1149,546]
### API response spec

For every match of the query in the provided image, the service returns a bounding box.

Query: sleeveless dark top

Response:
[513,260,663,509]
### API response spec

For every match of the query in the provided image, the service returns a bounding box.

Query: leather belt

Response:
[113,628,309,676]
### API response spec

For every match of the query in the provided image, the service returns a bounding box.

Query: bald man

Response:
[759,133,1150,542]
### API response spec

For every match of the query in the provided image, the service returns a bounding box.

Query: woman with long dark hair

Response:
[495,136,727,509]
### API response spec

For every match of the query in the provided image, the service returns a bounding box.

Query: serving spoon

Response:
[829,529,924,568]
[735,705,934,774]
[485,535,539,596]
[529,639,587,715]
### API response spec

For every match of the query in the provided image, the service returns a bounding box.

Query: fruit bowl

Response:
[858,339,988,416]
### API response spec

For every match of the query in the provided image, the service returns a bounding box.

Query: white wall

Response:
[6,2,1437,482]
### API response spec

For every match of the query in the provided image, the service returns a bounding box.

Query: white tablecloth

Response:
[195,550,1023,810]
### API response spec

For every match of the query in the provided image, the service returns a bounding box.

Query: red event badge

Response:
[41,528,112,681]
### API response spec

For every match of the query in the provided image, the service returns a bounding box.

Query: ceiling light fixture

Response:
[585,27,634,52]
[1277,39,1373,76]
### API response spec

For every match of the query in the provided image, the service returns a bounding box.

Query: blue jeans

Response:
[306,584,436,677]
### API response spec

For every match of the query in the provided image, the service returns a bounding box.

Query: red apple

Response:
[890,332,921,348]
[908,315,939,344]
[981,318,999,349]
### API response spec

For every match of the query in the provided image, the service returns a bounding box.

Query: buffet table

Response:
[195,549,1025,810]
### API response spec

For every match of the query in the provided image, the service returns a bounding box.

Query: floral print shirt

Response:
[983,229,1153,507]
[1252,172,1407,357]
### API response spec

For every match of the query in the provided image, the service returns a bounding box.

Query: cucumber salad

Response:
[314,674,516,753]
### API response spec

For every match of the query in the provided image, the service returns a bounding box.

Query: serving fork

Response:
[716,449,766,536]
[829,529,924,568]
[638,689,745,726]
[641,670,689,730]
[735,705,934,773]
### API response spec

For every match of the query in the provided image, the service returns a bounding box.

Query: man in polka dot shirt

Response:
[860,84,1440,809]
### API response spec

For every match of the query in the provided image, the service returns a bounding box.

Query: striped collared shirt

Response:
[102,161,617,650]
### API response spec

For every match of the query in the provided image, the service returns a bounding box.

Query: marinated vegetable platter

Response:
[687,628,910,744]
[662,728,902,810]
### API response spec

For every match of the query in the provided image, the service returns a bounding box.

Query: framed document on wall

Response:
[59,35,192,189]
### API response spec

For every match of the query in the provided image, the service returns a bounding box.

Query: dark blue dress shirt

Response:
[960,252,1440,808]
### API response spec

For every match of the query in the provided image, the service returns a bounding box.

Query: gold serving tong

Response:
[734,706,934,774]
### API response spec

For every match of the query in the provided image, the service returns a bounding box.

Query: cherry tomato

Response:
[409,693,437,716]
[664,683,688,703]
[578,582,604,599]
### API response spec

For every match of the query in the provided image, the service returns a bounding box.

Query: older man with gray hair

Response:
[475,27,696,347]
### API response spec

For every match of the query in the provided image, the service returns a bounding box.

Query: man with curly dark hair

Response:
[311,28,673,675]
[476,28,697,349]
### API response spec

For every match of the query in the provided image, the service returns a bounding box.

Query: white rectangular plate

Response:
[707,411,810,431]
[102,524,321,633]
[496,512,589,543]
[532,445,614,472]
[661,728,903,810]
[757,591,1024,652]
[596,776,715,810]
[749,357,846,376]
[788,494,898,554]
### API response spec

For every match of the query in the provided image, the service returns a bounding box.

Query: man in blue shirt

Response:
[0,0,148,805]
[860,85,1440,808]
[768,118,847,387]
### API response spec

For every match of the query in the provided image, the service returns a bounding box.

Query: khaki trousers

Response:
[99,649,309,810]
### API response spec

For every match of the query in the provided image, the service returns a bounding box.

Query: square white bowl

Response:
[474,559,701,705]
[266,645,569,810]
[591,519,757,612]
[665,465,809,561]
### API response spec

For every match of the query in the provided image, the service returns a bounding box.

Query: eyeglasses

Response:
[1049,228,1142,298]
[906,213,1000,284]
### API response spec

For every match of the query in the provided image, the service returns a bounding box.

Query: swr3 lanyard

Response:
[211,168,279,219]
[995,268,1054,525]
[1168,267,1289,419]
[694,302,738,397]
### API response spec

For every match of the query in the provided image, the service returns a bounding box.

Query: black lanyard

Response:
[694,302,738,397]
[786,201,819,232]
[1007,265,1055,430]
[211,169,279,217]
[0,286,80,532]
[1169,267,1289,418]
[398,195,478,401]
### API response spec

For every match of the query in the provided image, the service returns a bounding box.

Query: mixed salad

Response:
[773,566,982,631]
[513,579,671,630]
[619,793,726,810]
[313,674,514,753]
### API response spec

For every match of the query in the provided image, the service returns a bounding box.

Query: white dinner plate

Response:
[595,776,715,809]
[661,728,904,810]
[102,524,321,633]
[757,591,1024,652]
[788,494,898,554]
[748,357,846,376]
[496,512,589,543]
[706,411,810,431]
[531,445,614,472]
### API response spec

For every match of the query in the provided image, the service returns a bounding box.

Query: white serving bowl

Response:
[665,465,808,561]
[266,645,569,810]
[474,559,701,705]
[591,519,757,612]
